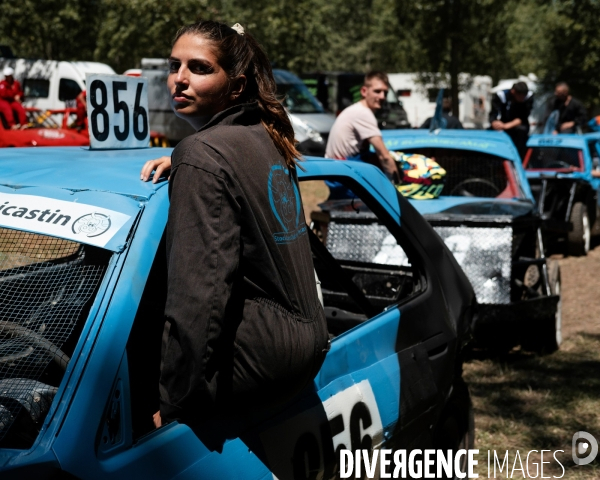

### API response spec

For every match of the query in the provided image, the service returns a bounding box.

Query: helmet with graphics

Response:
[391,151,446,200]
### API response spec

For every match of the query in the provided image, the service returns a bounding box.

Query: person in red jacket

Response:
[74,90,87,131]
[0,67,27,128]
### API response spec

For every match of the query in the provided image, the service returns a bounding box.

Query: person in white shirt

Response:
[325,71,397,183]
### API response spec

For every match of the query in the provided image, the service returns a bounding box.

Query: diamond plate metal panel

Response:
[434,226,512,304]
[325,221,410,266]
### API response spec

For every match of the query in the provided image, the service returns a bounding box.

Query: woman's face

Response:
[168,34,233,129]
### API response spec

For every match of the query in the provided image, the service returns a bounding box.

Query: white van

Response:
[0,58,115,110]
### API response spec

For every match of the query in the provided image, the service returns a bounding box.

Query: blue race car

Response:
[376,129,562,353]
[0,147,474,479]
[524,133,600,256]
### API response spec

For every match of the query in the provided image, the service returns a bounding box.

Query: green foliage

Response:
[541,0,600,107]
[1,0,600,106]
[94,0,214,73]
[0,0,101,60]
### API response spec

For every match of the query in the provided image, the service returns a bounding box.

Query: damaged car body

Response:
[0,147,475,479]
[374,129,562,353]
[524,133,600,256]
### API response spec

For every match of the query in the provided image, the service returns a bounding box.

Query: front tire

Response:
[567,202,590,256]
[524,261,562,354]
[540,261,562,352]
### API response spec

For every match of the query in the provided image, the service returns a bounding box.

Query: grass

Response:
[464,334,600,479]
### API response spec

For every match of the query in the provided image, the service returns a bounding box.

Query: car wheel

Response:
[540,261,562,353]
[567,202,590,256]
[434,379,475,479]
[523,261,562,354]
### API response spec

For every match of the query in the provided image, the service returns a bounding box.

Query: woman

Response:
[143,21,329,450]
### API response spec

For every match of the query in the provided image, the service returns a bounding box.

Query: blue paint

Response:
[526,133,600,206]
[0,148,468,479]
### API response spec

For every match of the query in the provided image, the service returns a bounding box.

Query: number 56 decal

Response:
[86,74,150,149]
[260,380,384,480]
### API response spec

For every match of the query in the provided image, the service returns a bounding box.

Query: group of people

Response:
[489,80,587,158]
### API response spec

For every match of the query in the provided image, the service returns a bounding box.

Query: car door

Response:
[69,162,465,480]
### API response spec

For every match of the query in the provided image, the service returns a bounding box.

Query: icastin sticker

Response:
[0,193,131,248]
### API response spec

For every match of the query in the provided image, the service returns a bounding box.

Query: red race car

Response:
[0,107,89,148]
[0,108,168,148]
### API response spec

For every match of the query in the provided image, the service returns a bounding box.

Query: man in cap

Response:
[0,67,27,129]
[489,81,533,159]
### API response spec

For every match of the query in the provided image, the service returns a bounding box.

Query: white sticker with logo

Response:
[0,192,131,248]
[261,379,384,480]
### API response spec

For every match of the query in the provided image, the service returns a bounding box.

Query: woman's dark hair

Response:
[173,21,301,168]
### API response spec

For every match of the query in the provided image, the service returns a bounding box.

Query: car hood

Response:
[410,197,536,218]
[293,113,335,133]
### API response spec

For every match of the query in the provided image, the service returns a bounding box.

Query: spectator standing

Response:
[489,81,533,159]
[546,82,587,134]
[0,67,27,129]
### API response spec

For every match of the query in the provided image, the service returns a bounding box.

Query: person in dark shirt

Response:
[420,97,463,129]
[546,82,587,134]
[141,20,329,451]
[489,81,533,159]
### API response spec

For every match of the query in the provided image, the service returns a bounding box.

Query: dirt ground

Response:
[464,245,600,479]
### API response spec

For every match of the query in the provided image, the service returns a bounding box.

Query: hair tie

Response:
[231,23,245,35]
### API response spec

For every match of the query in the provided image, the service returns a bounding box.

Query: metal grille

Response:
[434,226,512,304]
[0,228,107,442]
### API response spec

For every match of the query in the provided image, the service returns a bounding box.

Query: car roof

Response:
[382,129,522,163]
[528,133,600,149]
[0,146,172,200]
[272,69,304,85]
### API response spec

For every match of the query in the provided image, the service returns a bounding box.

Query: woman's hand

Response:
[141,156,172,183]
[153,410,162,428]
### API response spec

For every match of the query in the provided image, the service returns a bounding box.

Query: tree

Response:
[396,0,513,115]
[0,0,101,60]
[93,0,219,73]
[541,0,600,110]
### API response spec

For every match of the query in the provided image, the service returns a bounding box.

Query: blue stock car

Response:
[375,129,562,353]
[0,147,474,479]
[524,133,600,256]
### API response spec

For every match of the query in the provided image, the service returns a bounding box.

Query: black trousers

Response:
[505,125,529,160]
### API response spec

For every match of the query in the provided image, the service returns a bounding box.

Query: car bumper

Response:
[473,294,560,344]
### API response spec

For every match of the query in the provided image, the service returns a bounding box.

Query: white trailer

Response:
[387,73,492,129]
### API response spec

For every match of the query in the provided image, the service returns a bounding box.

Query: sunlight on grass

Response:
[464,333,600,479]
